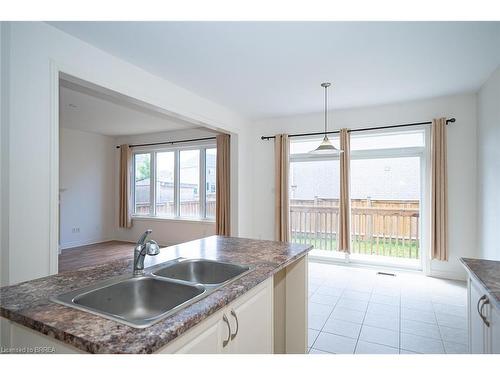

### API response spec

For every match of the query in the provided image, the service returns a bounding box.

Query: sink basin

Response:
[152,259,250,286]
[52,276,205,328]
[52,258,251,328]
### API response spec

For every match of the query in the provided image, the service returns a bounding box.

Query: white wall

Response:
[235,127,255,238]
[2,22,251,284]
[114,127,217,147]
[1,22,10,288]
[59,128,115,249]
[477,65,500,261]
[251,93,478,280]
[113,127,217,246]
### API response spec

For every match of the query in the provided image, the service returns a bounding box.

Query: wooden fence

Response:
[136,199,216,218]
[290,198,420,259]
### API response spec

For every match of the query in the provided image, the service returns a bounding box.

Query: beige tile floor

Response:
[308,262,468,354]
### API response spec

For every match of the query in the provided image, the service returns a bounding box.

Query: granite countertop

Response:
[460,257,500,310]
[0,236,312,353]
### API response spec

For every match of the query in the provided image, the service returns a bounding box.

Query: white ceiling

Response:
[59,79,200,136]
[51,21,500,120]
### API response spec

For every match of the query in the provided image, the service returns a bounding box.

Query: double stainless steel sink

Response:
[52,259,250,328]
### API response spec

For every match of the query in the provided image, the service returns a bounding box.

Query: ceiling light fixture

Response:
[310,82,343,155]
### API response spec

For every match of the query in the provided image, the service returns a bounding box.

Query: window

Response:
[350,130,424,151]
[132,144,216,221]
[349,130,424,262]
[289,135,341,253]
[290,159,340,251]
[180,149,200,217]
[155,151,175,217]
[134,153,151,215]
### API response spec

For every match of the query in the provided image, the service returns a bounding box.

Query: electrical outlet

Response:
[72,227,80,234]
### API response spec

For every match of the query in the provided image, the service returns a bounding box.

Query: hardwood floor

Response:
[58,241,134,273]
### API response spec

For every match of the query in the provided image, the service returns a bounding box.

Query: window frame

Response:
[290,129,426,162]
[131,141,216,222]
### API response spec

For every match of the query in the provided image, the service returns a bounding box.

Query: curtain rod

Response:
[115,136,217,149]
[260,118,456,141]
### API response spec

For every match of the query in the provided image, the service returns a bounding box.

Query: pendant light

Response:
[310,82,343,155]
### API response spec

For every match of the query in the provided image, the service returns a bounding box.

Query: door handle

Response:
[230,309,239,340]
[222,313,231,347]
[477,295,490,327]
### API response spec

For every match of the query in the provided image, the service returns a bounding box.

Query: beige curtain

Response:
[119,144,132,228]
[431,118,449,261]
[216,134,231,236]
[338,129,351,253]
[275,134,290,242]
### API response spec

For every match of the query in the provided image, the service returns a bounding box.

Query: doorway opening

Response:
[57,74,220,273]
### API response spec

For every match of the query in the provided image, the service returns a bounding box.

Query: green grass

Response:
[292,235,420,259]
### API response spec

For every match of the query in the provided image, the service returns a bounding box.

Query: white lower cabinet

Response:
[158,277,273,354]
[224,281,274,353]
[468,277,500,354]
[172,317,223,354]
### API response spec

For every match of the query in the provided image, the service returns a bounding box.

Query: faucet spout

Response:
[136,229,152,246]
[133,230,160,276]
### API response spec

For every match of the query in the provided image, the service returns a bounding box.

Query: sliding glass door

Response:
[289,129,426,269]
[349,156,421,267]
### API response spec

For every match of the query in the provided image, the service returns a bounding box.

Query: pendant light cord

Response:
[321,82,331,139]
[324,84,328,137]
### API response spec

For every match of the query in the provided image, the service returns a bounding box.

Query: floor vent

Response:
[377,271,396,277]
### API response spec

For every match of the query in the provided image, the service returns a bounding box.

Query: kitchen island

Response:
[0,236,312,354]
[460,258,500,353]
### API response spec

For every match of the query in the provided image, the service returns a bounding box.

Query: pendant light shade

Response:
[310,82,343,155]
[312,135,340,154]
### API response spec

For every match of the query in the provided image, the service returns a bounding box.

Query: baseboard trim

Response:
[309,253,423,274]
[427,268,466,281]
[112,236,173,248]
[309,255,467,281]
[60,237,114,251]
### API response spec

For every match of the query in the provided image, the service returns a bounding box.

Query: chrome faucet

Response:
[133,229,160,276]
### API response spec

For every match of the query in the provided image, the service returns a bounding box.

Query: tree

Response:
[136,157,150,181]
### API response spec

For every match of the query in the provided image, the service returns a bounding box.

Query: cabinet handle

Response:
[222,313,231,347]
[479,295,490,327]
[477,295,486,316]
[230,309,239,340]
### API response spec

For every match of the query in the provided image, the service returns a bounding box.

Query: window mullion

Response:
[132,154,136,214]
[200,147,206,219]
[151,152,156,217]
[174,150,180,218]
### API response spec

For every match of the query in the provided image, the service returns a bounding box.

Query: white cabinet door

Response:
[226,278,273,354]
[469,279,488,354]
[157,309,225,354]
[490,303,500,354]
[174,320,222,354]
